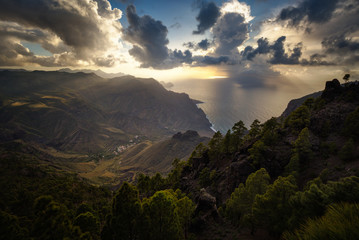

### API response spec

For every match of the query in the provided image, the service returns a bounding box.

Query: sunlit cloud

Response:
[220,0,254,23]
[0,0,123,67]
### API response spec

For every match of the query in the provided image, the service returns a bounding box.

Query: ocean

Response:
[170,78,315,133]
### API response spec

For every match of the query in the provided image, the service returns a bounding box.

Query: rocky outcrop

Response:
[321,79,342,100]
[196,188,218,215]
[191,189,220,233]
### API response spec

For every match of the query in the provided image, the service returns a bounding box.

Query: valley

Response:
[0,70,212,186]
[1,71,359,240]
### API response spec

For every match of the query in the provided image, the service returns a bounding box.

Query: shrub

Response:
[283,203,359,240]
[339,139,355,162]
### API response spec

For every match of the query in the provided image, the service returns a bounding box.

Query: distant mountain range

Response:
[58,68,126,79]
[0,68,126,79]
[0,70,212,154]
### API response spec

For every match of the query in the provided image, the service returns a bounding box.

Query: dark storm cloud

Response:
[171,50,230,67]
[270,36,302,64]
[319,34,359,65]
[183,39,212,51]
[275,0,359,66]
[193,1,220,34]
[123,5,170,69]
[173,50,193,64]
[201,56,229,65]
[198,39,211,50]
[278,0,339,26]
[301,54,334,66]
[193,55,230,65]
[213,13,249,56]
[242,38,270,61]
[242,36,302,65]
[322,35,359,54]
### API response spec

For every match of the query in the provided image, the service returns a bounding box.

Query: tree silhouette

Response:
[343,74,350,84]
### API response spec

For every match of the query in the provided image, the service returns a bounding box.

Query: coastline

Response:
[195,102,217,133]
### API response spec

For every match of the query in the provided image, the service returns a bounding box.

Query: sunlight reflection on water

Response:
[170,78,311,133]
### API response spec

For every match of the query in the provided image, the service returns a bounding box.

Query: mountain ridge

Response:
[0,71,212,154]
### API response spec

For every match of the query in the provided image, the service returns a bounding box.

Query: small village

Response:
[113,135,140,155]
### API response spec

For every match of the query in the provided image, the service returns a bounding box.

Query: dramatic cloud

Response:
[123,5,170,69]
[180,1,253,67]
[193,1,220,34]
[242,36,302,65]
[213,12,249,56]
[301,54,334,66]
[242,38,270,61]
[273,0,359,66]
[320,34,359,65]
[194,55,230,65]
[322,35,359,54]
[220,0,253,22]
[0,0,122,67]
[173,50,193,64]
[183,39,212,51]
[278,0,339,27]
[270,36,302,64]
[198,39,211,50]
[208,0,253,56]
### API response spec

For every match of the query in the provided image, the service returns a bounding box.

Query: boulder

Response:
[191,189,220,233]
[321,79,342,100]
[196,188,217,214]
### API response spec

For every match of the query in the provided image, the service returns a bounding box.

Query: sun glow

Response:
[208,76,228,79]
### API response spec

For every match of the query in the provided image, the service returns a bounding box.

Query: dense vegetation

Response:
[177,79,359,239]
[0,143,193,240]
[0,144,111,239]
[1,78,359,239]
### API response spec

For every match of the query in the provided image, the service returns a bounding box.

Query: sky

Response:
[0,0,358,89]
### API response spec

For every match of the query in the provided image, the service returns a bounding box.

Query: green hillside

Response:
[1,78,359,240]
